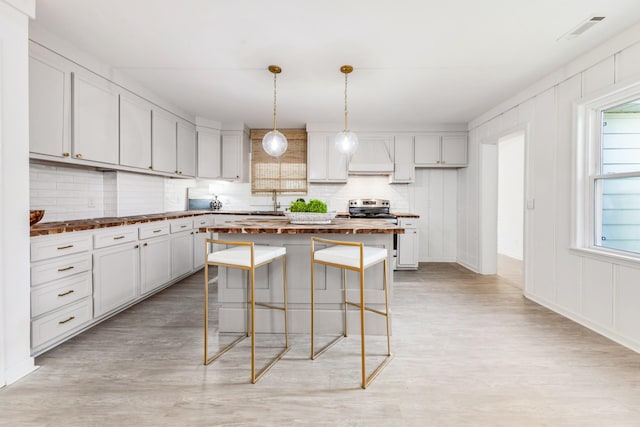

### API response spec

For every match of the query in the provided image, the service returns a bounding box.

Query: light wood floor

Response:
[2,263,640,426]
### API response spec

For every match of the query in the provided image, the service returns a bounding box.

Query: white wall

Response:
[0,0,35,387]
[459,22,640,353]
[497,133,524,260]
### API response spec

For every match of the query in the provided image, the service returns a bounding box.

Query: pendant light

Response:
[262,65,288,157]
[335,65,358,156]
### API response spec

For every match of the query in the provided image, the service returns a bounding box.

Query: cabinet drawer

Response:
[193,216,212,229]
[31,297,93,348]
[31,253,91,286]
[139,222,170,240]
[93,227,138,249]
[31,233,92,262]
[31,272,92,317]
[399,218,418,228]
[170,218,193,233]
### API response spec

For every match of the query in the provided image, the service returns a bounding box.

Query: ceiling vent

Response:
[561,16,606,40]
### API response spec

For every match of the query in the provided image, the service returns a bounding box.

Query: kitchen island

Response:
[203,218,404,335]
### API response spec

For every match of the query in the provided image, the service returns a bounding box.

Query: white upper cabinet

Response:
[414,134,467,167]
[390,135,414,183]
[29,52,70,158]
[177,121,196,177]
[197,130,221,179]
[72,71,119,164]
[152,110,177,173]
[221,131,249,181]
[414,135,441,165]
[119,93,152,170]
[441,135,468,166]
[307,133,348,182]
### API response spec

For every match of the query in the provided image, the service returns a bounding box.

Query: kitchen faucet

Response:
[272,189,280,212]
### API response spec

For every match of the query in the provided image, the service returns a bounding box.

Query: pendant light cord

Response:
[273,72,278,131]
[343,72,349,132]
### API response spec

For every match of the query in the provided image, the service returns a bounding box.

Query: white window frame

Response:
[574,78,640,264]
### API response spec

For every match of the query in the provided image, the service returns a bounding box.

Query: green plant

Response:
[289,199,307,212]
[307,199,327,213]
[288,198,328,213]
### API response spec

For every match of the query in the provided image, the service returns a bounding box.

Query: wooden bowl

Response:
[30,210,45,226]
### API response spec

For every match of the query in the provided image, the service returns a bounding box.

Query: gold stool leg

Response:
[360,266,366,389]
[204,262,209,365]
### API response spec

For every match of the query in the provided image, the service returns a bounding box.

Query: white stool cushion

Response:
[314,245,387,269]
[208,245,286,267]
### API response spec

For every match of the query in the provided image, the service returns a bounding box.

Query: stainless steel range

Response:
[348,199,399,269]
[348,199,397,222]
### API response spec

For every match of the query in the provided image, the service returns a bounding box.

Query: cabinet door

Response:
[177,122,196,177]
[197,131,221,179]
[140,236,171,295]
[392,135,415,182]
[171,232,194,279]
[397,228,418,268]
[327,136,349,181]
[414,135,441,165]
[221,134,242,180]
[441,135,468,166]
[29,55,70,157]
[72,72,119,164]
[93,243,140,317]
[119,94,152,170]
[152,110,177,173]
[192,230,209,270]
[308,133,347,182]
[307,134,328,181]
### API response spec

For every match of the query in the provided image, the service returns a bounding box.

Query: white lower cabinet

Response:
[396,218,419,270]
[30,214,214,355]
[30,231,94,352]
[171,231,194,279]
[93,242,140,317]
[140,235,171,295]
[31,298,93,349]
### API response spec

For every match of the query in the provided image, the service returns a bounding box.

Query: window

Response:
[576,81,640,259]
[250,129,307,195]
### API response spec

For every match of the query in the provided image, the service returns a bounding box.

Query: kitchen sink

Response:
[248,210,285,216]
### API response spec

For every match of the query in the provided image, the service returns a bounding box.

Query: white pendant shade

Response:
[262,130,288,158]
[335,130,358,156]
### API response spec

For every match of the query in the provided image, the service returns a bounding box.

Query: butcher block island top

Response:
[202,218,404,234]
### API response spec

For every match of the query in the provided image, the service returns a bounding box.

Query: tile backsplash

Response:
[30,162,412,222]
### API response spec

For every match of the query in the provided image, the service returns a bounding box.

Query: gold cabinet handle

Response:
[62,152,70,157]
[58,316,75,325]
[57,244,74,250]
[134,244,139,249]
[180,225,187,228]
[175,170,179,174]
[143,242,148,247]
[76,153,83,159]
[58,290,75,297]
[57,266,74,272]
[113,235,125,240]
[148,166,153,170]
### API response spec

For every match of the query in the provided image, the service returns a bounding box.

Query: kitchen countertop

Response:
[30,210,416,237]
[202,218,404,234]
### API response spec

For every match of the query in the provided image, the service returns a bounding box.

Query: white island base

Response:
[213,232,394,336]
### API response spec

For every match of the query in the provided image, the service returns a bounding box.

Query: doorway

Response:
[496,132,525,287]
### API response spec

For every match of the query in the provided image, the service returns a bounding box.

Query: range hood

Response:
[347,137,394,174]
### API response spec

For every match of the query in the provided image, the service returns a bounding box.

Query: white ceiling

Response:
[31,0,640,129]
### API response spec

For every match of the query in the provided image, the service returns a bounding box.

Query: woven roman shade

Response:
[250,129,307,194]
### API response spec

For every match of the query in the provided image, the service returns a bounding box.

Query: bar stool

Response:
[204,238,289,383]
[310,237,392,389]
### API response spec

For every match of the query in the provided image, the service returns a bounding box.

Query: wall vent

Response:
[561,16,606,40]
